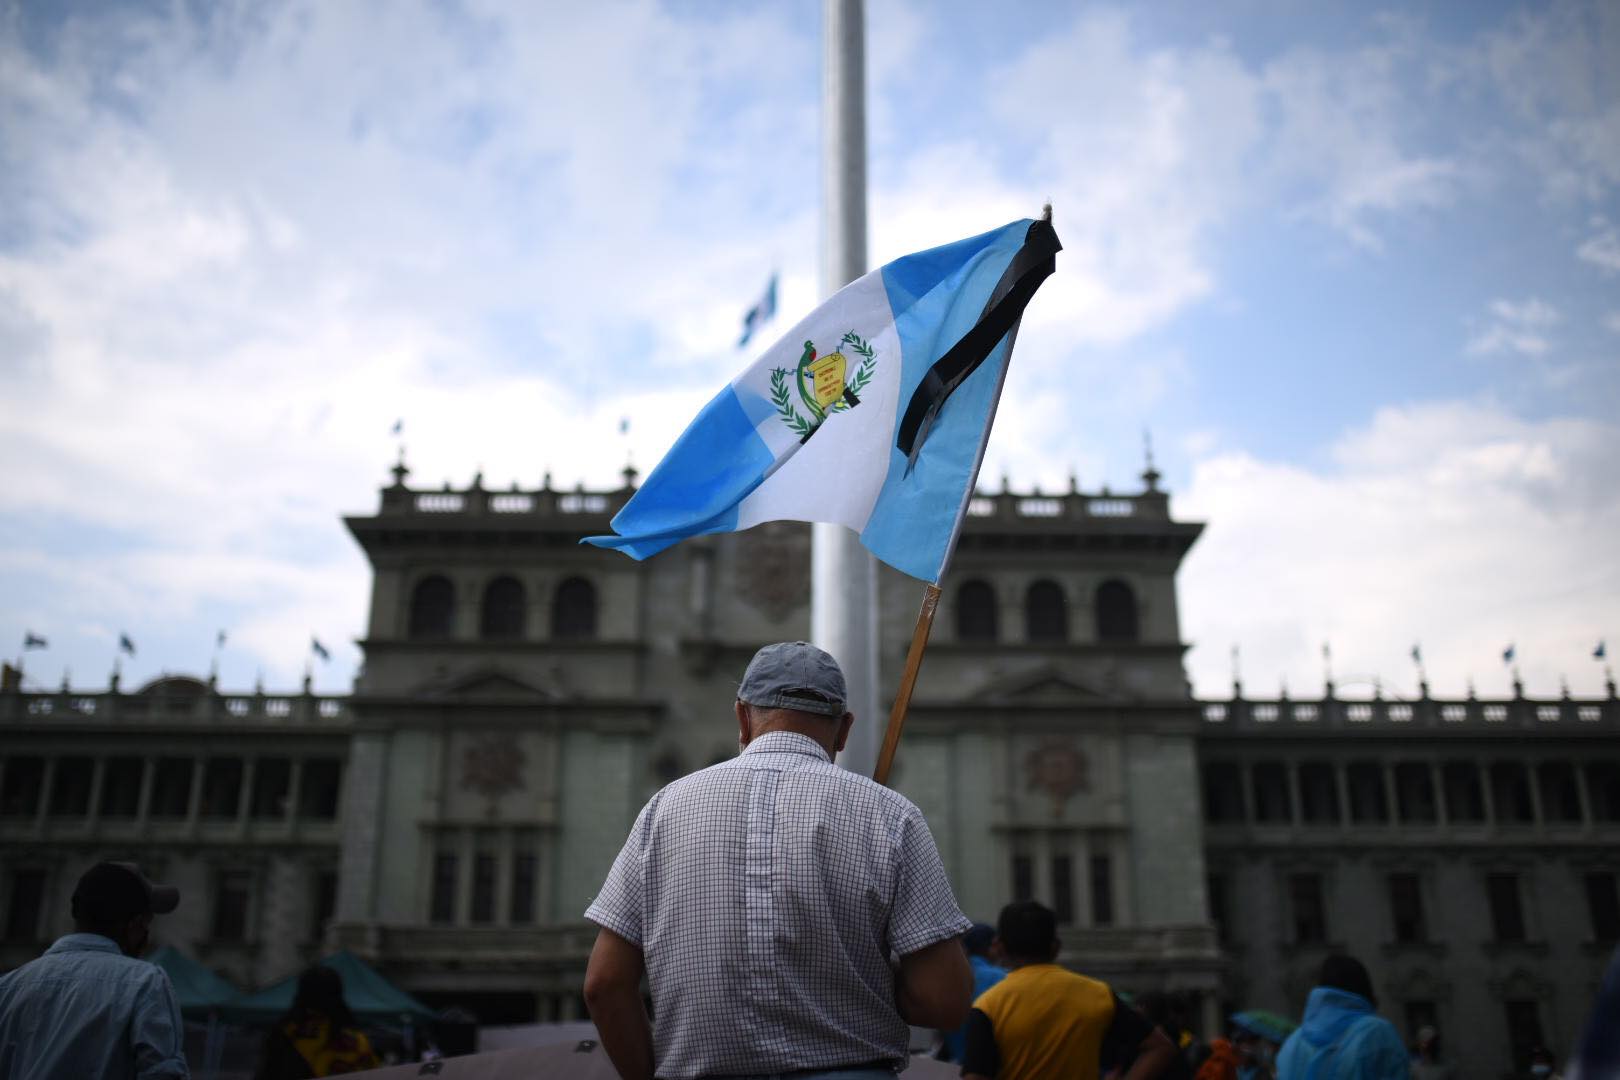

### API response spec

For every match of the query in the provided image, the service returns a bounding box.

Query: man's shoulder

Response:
[1345,1011,1406,1050]
[0,943,160,991]
[981,965,1111,1007]
[663,754,924,817]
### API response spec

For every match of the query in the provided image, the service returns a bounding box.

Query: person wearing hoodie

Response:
[1276,955,1408,1080]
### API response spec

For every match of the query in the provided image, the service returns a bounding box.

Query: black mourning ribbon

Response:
[895,217,1062,470]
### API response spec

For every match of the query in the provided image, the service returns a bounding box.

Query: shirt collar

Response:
[741,730,832,763]
[47,932,123,955]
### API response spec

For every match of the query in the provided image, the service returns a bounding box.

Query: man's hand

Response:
[894,937,972,1030]
[583,927,654,1080]
[1121,1026,1178,1080]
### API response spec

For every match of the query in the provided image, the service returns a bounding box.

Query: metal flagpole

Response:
[817,0,880,777]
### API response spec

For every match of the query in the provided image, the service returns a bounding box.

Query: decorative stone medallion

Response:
[460,734,526,812]
[736,522,810,622]
[1025,739,1089,817]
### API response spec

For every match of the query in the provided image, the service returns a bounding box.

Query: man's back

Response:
[968,963,1145,1080]
[586,730,968,1077]
[0,934,188,1080]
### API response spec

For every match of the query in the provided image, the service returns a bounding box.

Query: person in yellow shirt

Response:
[962,901,1177,1080]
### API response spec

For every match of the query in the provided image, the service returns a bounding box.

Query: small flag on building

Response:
[1503,644,1516,664]
[311,637,331,662]
[1410,643,1422,664]
[23,632,47,650]
[1597,640,1608,660]
[738,272,778,348]
[589,216,1061,584]
[216,629,227,648]
[390,418,403,436]
[119,634,136,657]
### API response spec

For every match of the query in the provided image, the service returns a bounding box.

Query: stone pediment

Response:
[965,665,1115,705]
[419,667,560,701]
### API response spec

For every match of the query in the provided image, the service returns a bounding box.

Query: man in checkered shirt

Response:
[584,641,973,1080]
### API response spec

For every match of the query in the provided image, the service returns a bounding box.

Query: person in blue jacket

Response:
[939,922,1006,1063]
[1276,955,1408,1080]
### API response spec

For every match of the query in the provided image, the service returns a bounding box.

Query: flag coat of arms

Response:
[587,217,1059,582]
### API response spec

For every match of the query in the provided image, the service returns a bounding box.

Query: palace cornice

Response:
[906,704,1200,735]
[346,695,660,733]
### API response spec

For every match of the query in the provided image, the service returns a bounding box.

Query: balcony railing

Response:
[1201,696,1616,732]
[3,689,352,727]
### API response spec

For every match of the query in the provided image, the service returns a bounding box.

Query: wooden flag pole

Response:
[873,583,942,786]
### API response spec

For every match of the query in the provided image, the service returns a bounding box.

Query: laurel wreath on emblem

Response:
[769,331,877,438]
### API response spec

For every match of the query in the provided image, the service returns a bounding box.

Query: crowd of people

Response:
[583,641,1609,1080]
[0,642,1610,1078]
[927,910,1567,1080]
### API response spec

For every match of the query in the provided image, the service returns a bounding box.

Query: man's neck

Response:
[1002,956,1056,971]
[747,721,836,758]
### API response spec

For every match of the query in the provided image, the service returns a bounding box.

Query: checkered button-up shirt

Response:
[585,730,971,1078]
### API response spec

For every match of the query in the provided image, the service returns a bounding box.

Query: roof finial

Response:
[1141,429,1161,492]
[390,447,410,489]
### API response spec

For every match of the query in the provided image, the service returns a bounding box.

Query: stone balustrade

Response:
[0,688,351,727]
[1201,694,1617,733]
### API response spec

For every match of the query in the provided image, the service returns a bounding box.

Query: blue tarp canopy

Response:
[218,950,437,1025]
[148,946,239,1019]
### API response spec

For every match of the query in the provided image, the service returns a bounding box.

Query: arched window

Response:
[551,577,598,640]
[480,576,526,640]
[408,575,455,639]
[1094,579,1139,642]
[955,579,998,642]
[1025,580,1068,643]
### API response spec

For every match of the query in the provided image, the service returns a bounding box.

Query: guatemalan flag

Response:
[586,216,1060,583]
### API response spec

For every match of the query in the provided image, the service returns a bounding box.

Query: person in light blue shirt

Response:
[939,922,1007,1062]
[1276,954,1408,1080]
[0,861,189,1080]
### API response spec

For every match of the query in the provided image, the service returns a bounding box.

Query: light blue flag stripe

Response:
[862,223,1028,582]
[588,386,775,560]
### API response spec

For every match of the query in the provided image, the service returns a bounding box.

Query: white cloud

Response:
[1467,0,1620,203]
[0,1,825,688]
[1466,297,1561,356]
[1179,401,1620,699]
[1260,41,1459,251]
[1577,217,1620,272]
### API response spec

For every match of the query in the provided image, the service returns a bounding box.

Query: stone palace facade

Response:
[2,461,1614,1077]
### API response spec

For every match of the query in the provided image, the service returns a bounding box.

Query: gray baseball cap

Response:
[737,641,848,717]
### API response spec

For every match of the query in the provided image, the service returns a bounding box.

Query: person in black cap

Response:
[584,640,973,1080]
[0,860,188,1079]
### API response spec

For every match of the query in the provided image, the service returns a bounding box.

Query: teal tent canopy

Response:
[148,946,240,1019]
[1231,1009,1298,1043]
[219,950,437,1025]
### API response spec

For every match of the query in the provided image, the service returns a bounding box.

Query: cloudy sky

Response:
[2,0,1615,699]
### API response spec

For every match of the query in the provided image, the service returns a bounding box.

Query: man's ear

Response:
[834,711,854,752]
[736,700,752,747]
[124,912,153,957]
